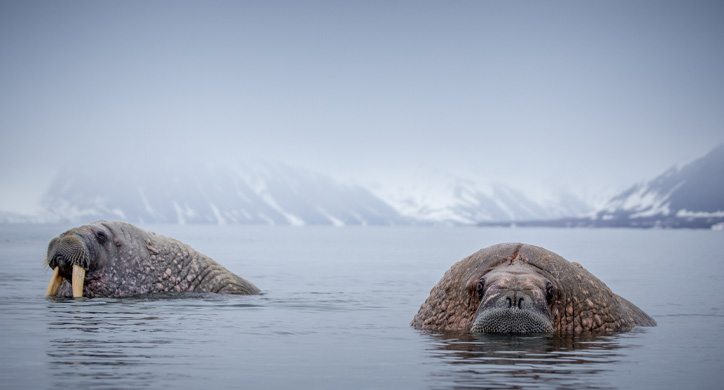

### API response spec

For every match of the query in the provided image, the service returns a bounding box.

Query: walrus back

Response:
[615,295,657,327]
[143,227,261,295]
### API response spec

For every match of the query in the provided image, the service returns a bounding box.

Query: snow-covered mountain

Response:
[591,143,724,227]
[38,162,410,226]
[477,144,724,229]
[15,143,722,229]
[25,161,594,226]
[369,172,593,225]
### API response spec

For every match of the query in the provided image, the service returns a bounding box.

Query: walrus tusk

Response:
[72,265,85,298]
[45,267,62,296]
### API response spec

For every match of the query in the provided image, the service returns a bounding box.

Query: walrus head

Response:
[411,243,656,334]
[470,262,556,333]
[44,223,114,298]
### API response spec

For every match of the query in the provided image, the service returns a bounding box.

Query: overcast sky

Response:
[1,0,723,214]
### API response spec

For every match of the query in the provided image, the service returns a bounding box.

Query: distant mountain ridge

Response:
[3,145,722,228]
[599,144,724,218]
[37,162,410,226]
[8,161,591,226]
[369,174,593,225]
[592,143,724,227]
[480,144,724,229]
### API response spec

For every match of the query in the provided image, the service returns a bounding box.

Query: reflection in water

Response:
[424,331,634,389]
[45,297,206,389]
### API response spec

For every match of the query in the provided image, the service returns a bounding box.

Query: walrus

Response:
[411,243,656,334]
[44,220,260,298]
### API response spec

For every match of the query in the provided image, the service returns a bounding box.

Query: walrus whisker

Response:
[70,253,90,269]
[471,307,554,333]
[55,240,91,269]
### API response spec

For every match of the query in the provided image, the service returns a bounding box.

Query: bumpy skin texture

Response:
[411,243,656,334]
[46,221,260,297]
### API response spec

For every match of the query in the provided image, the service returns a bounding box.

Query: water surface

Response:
[1,225,722,389]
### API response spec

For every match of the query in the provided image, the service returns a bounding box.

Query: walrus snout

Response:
[471,307,554,333]
[473,286,553,333]
[45,235,90,298]
[47,235,91,272]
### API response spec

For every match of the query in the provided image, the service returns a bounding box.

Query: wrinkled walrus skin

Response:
[412,243,656,334]
[45,221,260,298]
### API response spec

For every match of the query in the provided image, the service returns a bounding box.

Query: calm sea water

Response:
[1,224,722,389]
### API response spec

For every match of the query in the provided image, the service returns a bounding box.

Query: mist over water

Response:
[2,1,723,215]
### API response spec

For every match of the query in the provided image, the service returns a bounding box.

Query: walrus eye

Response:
[546,282,556,302]
[476,277,485,299]
[95,231,108,244]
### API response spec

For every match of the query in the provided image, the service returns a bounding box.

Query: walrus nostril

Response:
[505,295,524,309]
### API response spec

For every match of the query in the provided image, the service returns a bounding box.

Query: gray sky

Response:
[1,0,723,214]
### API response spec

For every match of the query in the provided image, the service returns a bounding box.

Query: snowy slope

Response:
[10,161,602,226]
[40,162,410,226]
[5,159,619,227]
[482,144,724,228]
[369,171,594,225]
[595,143,724,223]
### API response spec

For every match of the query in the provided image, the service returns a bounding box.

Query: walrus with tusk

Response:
[412,243,656,334]
[44,220,260,298]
